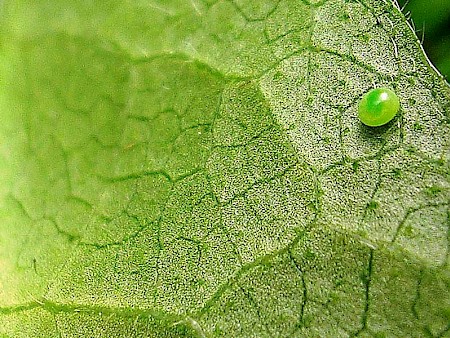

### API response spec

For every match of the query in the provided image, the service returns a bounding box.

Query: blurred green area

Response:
[398,0,450,81]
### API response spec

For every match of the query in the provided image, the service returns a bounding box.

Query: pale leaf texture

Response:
[0,0,449,337]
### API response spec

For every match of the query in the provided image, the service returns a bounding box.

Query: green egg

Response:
[358,88,400,127]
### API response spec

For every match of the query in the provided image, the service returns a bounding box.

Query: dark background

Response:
[398,0,450,80]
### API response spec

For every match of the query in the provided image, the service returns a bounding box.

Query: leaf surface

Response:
[0,0,449,337]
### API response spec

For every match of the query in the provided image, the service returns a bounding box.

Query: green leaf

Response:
[0,0,449,337]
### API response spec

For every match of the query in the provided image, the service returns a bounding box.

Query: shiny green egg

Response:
[358,88,400,127]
